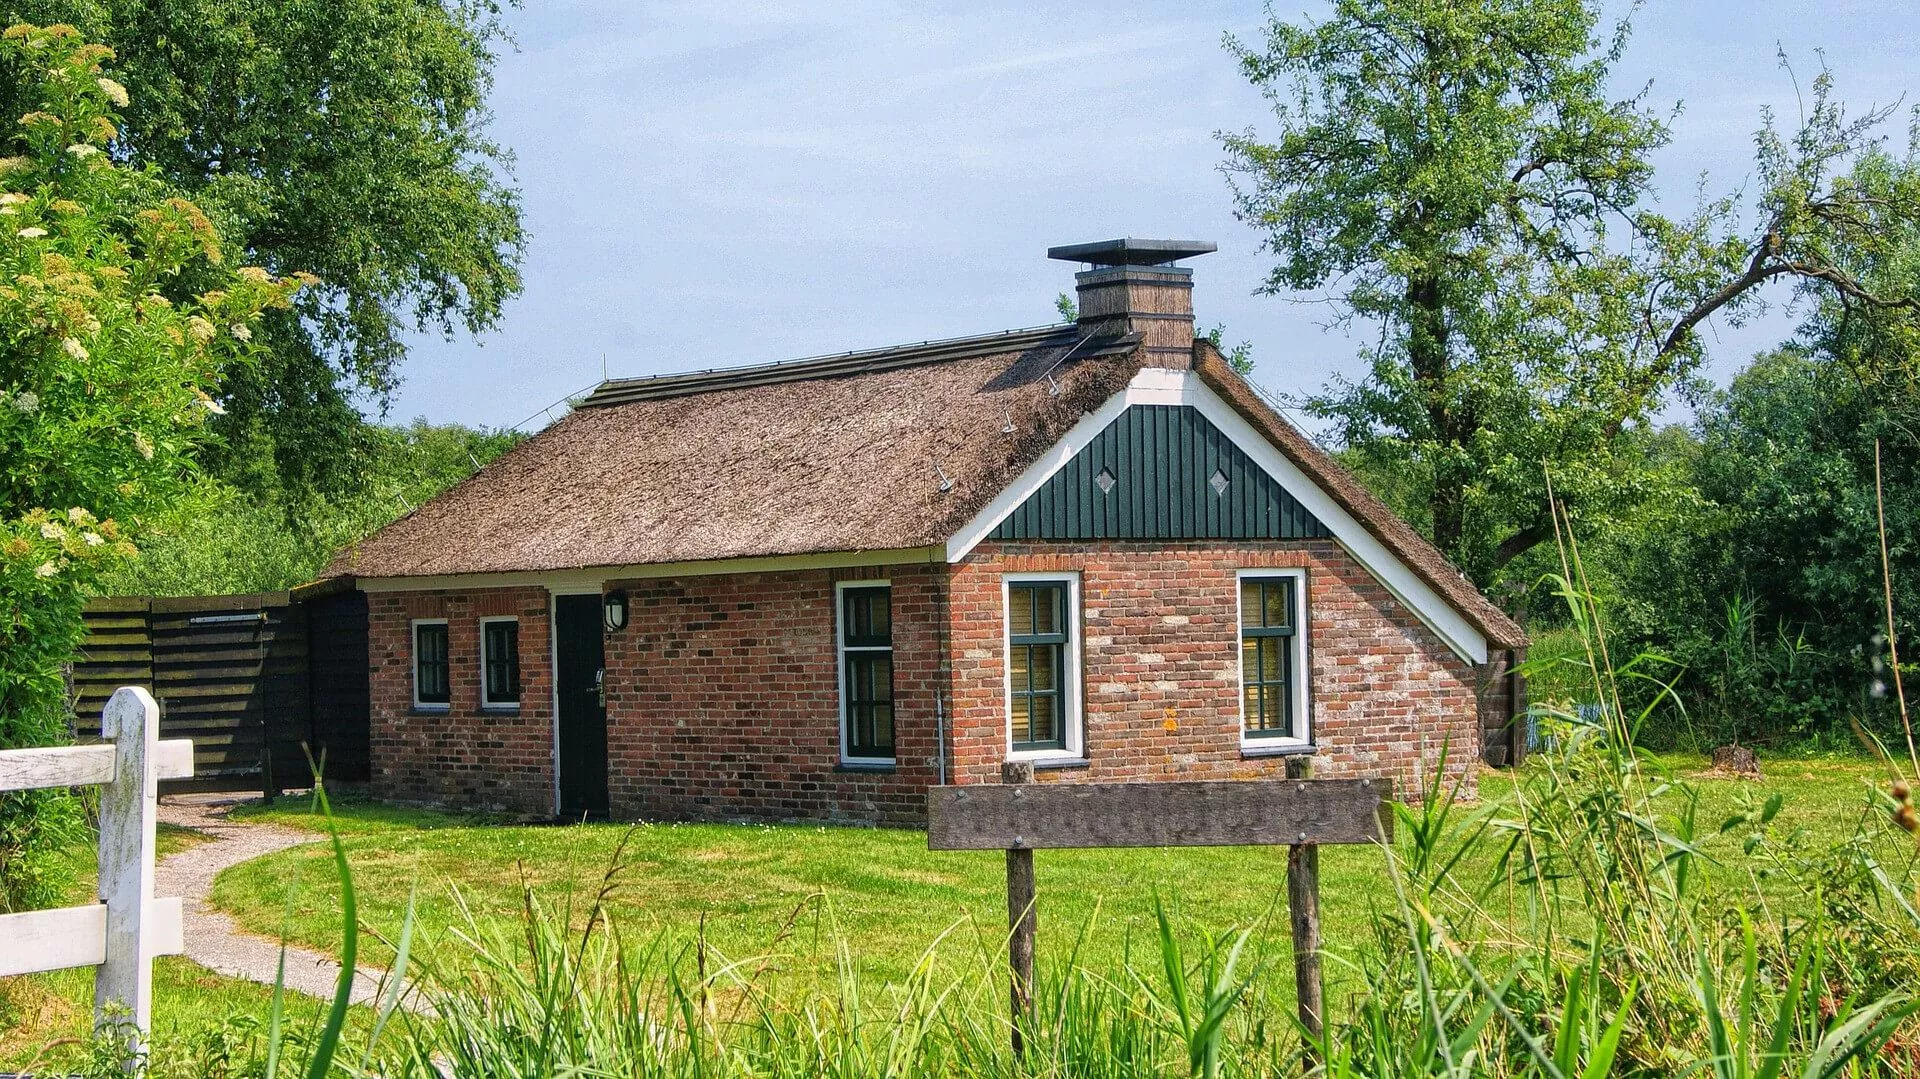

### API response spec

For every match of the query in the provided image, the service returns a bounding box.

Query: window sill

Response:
[1241,741,1316,759]
[1007,747,1074,760]
[481,704,522,715]
[409,705,451,715]
[1031,756,1091,771]
[836,760,896,773]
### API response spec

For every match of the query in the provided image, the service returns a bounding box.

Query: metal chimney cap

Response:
[1046,238,1217,266]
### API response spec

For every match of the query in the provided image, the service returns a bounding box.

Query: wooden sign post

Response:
[1001,762,1038,1054]
[928,761,1390,1057]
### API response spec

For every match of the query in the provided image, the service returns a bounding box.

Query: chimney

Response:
[1048,238,1216,369]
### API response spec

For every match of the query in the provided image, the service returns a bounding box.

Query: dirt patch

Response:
[880,868,963,888]
[0,977,84,1062]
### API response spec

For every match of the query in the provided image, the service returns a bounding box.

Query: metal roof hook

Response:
[1001,408,1016,435]
[933,460,956,493]
[1045,372,1062,397]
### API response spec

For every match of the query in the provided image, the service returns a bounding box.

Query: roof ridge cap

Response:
[580,323,1080,408]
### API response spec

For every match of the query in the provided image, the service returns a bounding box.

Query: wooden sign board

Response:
[927,777,1393,850]
[927,765,1394,1058]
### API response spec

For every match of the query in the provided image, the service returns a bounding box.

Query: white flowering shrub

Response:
[0,23,303,909]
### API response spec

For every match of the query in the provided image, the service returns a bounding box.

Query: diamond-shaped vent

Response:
[1095,467,1116,495]
[1209,469,1230,496]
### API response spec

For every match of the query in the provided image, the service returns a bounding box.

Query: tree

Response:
[1220,0,1920,588]
[1602,348,1919,748]
[98,419,523,596]
[0,23,298,907]
[0,0,525,503]
[1602,145,1920,748]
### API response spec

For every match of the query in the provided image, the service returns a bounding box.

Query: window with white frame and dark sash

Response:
[839,583,894,762]
[1006,578,1075,754]
[1239,573,1308,744]
[412,619,450,709]
[481,617,521,708]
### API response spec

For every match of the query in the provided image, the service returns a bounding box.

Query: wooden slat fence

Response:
[69,585,369,795]
[304,584,371,782]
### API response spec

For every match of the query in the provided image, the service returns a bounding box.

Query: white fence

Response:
[0,686,193,1050]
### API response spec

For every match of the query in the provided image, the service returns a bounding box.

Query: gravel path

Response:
[155,795,418,1011]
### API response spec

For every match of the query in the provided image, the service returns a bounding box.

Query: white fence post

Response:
[96,685,161,1046]
[0,685,190,1067]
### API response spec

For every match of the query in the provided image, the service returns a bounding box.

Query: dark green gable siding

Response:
[988,404,1331,542]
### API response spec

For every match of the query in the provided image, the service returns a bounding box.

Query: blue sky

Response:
[387,1,1918,434]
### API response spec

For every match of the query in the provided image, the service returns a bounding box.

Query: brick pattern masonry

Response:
[948,542,1478,798]
[368,586,554,815]
[597,565,941,826]
[366,542,1488,822]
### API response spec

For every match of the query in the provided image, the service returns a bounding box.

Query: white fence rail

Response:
[0,686,193,1050]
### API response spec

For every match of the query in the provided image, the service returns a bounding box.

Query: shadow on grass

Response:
[228,792,505,835]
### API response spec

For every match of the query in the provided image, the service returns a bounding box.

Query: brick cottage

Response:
[323,239,1527,823]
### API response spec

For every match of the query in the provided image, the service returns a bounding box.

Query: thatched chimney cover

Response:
[1049,238,1215,369]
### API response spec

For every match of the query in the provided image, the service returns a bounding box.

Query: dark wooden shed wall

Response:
[71,589,370,792]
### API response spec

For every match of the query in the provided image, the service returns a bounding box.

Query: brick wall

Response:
[363,541,1491,821]
[947,541,1481,798]
[367,586,553,815]
[598,563,944,826]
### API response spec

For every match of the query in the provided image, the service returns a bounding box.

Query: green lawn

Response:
[0,958,358,1075]
[210,751,1905,993]
[0,821,352,1074]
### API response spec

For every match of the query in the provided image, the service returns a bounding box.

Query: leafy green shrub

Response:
[0,22,299,909]
[1604,349,1917,750]
[95,419,522,596]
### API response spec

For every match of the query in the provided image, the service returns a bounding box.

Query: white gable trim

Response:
[944,368,1490,665]
[941,368,1184,562]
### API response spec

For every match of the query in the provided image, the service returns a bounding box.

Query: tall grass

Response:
[56,729,1920,1073]
[342,722,1917,1079]
[1319,495,1920,1076]
[327,692,1917,1079]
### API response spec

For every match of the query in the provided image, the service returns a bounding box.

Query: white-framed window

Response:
[480,616,522,709]
[836,580,895,764]
[1002,573,1082,760]
[1236,568,1310,746]
[411,618,450,710]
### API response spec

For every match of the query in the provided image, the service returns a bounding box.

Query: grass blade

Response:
[303,785,357,1079]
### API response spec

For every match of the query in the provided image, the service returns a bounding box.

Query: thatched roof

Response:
[324,325,1142,578]
[325,326,1523,650]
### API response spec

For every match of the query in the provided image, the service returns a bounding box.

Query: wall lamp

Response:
[603,590,629,633]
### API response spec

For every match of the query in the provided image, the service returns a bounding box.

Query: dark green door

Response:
[555,594,609,819]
